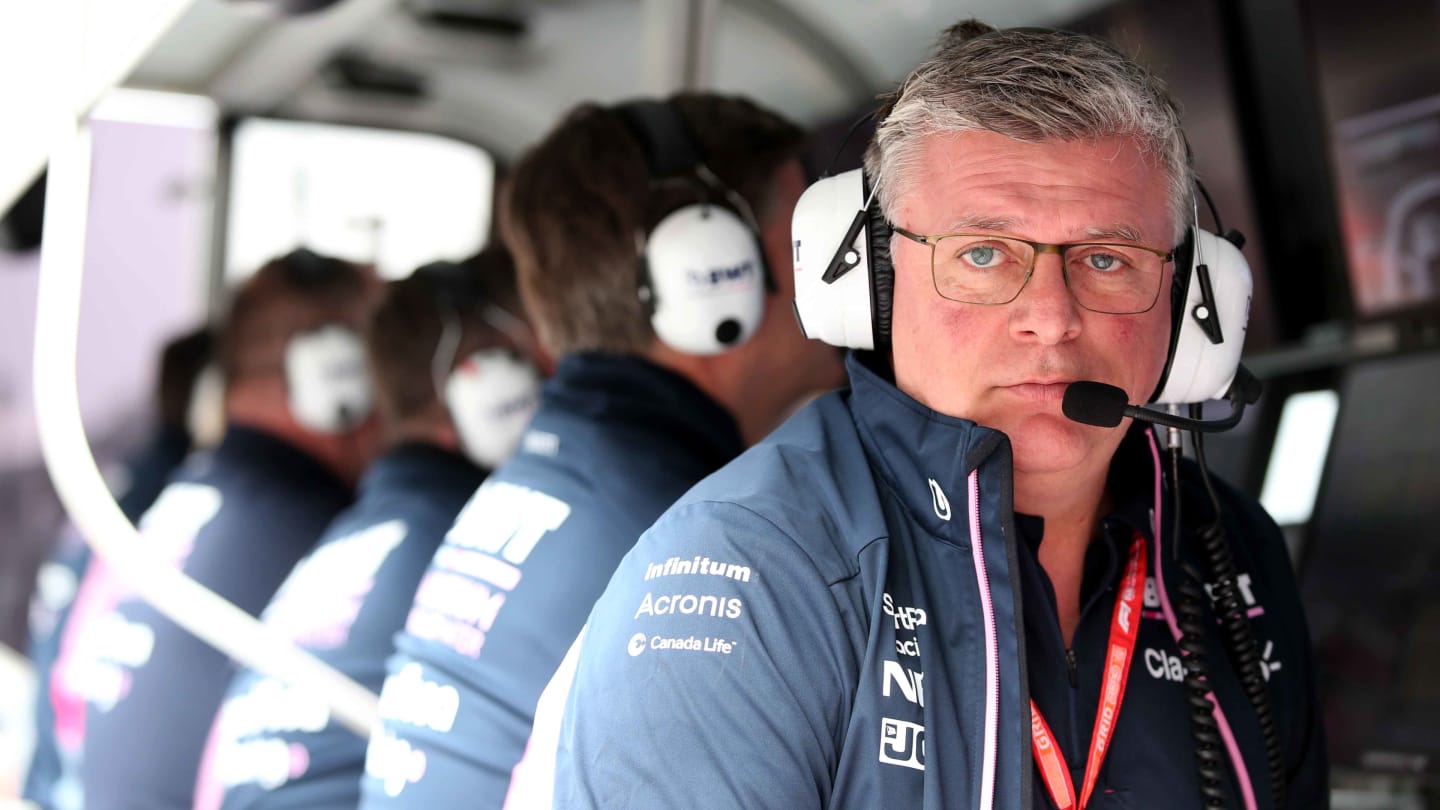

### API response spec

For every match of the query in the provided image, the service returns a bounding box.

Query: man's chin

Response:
[1003,413,1100,476]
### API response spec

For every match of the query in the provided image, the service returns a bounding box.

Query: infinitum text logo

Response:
[643,555,752,583]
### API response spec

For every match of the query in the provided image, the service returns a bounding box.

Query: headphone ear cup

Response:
[1151,227,1253,404]
[791,168,879,349]
[643,204,766,355]
[865,190,895,349]
[444,349,542,468]
[283,325,374,433]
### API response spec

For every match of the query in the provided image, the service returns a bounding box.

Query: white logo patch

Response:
[927,478,951,521]
[879,717,926,770]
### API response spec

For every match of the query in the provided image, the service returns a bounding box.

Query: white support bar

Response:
[32,0,379,738]
[0,0,199,215]
[641,0,720,95]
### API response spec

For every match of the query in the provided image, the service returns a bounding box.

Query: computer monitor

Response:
[1299,351,1440,785]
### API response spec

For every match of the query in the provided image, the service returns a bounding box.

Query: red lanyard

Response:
[1029,533,1148,810]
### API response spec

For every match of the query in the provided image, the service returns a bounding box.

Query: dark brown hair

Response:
[366,247,526,424]
[157,325,215,427]
[500,93,805,355]
[219,248,378,384]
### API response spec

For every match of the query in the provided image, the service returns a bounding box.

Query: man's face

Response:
[889,131,1174,478]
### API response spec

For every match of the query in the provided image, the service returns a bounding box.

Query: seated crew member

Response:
[195,248,548,810]
[549,23,1329,809]
[357,94,845,808]
[26,326,215,810]
[75,249,382,810]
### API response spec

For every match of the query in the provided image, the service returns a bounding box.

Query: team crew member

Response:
[77,250,381,810]
[196,249,548,810]
[550,24,1328,809]
[26,326,215,810]
[358,94,845,808]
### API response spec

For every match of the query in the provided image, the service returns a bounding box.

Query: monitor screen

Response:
[1305,0,1440,317]
[1300,351,1440,784]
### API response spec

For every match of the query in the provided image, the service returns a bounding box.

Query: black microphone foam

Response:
[1062,381,1129,428]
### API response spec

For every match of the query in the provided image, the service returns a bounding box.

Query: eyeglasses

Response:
[893,227,1174,315]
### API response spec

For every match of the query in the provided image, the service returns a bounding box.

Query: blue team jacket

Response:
[80,428,353,810]
[554,352,1327,809]
[204,443,487,810]
[25,425,191,810]
[359,353,746,808]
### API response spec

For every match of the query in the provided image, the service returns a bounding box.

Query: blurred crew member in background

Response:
[358,93,845,808]
[196,247,548,810]
[74,249,381,810]
[26,326,216,810]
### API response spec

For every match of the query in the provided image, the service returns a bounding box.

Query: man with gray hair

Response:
[548,21,1327,808]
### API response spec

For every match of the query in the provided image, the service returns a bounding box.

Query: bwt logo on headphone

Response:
[686,259,758,291]
[322,355,368,380]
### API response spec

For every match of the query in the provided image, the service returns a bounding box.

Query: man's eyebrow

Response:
[943,215,1018,232]
[1083,224,1145,242]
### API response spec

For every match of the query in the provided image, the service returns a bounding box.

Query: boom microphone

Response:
[1063,373,1259,433]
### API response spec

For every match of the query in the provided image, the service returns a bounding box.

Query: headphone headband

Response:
[614,98,773,356]
[614,99,706,179]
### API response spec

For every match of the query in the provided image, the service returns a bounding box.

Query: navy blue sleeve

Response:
[23,525,91,810]
[1218,480,1330,809]
[25,429,189,810]
[80,480,343,810]
[358,478,620,807]
[203,518,414,810]
[1249,512,1330,807]
[554,500,859,809]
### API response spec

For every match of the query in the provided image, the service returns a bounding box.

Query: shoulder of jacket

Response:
[660,395,888,586]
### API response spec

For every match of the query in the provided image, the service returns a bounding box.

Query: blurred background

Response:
[1,0,1438,806]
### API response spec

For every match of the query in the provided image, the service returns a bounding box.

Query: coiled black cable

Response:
[1189,410,1286,809]
[1171,435,1230,807]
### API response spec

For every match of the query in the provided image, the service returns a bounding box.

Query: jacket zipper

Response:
[1065,648,1078,688]
[967,470,998,810]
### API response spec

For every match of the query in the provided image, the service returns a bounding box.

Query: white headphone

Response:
[443,347,541,469]
[421,262,542,469]
[283,323,374,433]
[617,100,771,356]
[790,166,1254,405]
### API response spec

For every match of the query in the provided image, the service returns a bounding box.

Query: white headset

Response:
[790,166,1254,405]
[421,262,542,469]
[617,99,771,356]
[443,347,542,469]
[283,323,374,433]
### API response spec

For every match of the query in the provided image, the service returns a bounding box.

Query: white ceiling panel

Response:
[123,0,1123,161]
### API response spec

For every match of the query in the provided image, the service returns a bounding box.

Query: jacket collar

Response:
[845,351,1007,541]
[545,352,746,470]
[1103,424,1163,538]
[359,442,488,500]
[208,426,352,501]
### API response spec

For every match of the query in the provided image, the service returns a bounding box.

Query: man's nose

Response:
[1007,252,1082,345]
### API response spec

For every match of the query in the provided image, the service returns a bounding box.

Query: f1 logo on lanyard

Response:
[1029,533,1148,809]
